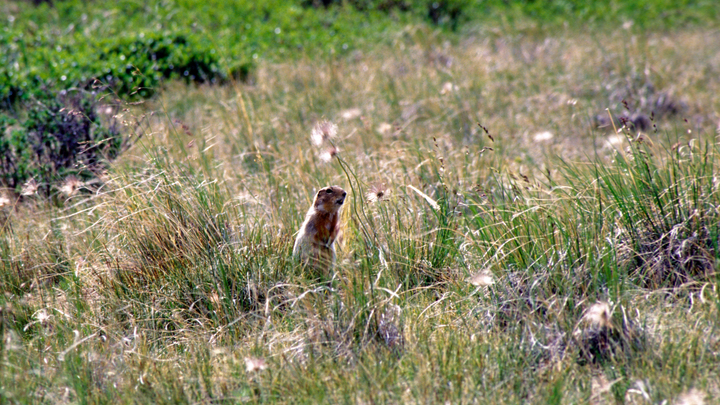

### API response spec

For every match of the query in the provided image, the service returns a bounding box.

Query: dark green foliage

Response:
[0,116,18,183]
[302,0,467,28]
[0,30,229,107]
[93,33,226,99]
[0,89,127,193]
[0,24,231,192]
[427,0,468,29]
[301,0,413,12]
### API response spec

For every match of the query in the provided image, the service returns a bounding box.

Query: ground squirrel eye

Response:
[325,189,334,194]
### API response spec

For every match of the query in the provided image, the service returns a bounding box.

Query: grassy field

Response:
[2,1,720,404]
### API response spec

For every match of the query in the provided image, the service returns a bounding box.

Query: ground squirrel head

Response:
[314,185,346,213]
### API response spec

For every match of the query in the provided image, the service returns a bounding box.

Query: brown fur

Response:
[293,185,346,269]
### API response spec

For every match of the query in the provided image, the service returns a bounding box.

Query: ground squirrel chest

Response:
[293,185,347,269]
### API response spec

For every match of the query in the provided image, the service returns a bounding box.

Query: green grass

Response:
[2,0,718,106]
[2,1,720,404]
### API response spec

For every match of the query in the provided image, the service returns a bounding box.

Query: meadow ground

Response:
[2,13,720,405]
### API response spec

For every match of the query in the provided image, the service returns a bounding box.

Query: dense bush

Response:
[0,25,237,193]
[302,0,469,29]
[0,30,233,107]
[0,89,127,194]
[92,32,229,98]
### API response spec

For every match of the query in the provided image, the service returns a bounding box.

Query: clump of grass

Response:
[103,168,232,284]
[0,215,72,296]
[584,130,718,289]
[90,162,297,343]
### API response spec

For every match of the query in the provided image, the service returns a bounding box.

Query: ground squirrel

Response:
[293,185,347,269]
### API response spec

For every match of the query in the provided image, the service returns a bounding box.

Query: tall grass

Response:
[1,26,720,404]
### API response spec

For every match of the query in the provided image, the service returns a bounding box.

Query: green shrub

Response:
[92,32,228,99]
[301,0,468,29]
[0,89,127,194]
[0,29,233,107]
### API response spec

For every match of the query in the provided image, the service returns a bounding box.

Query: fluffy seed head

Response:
[0,193,11,208]
[468,269,494,287]
[311,120,337,146]
[675,389,706,405]
[584,301,613,329]
[366,183,389,203]
[21,178,39,196]
[60,175,83,197]
[244,357,267,373]
[319,145,339,162]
